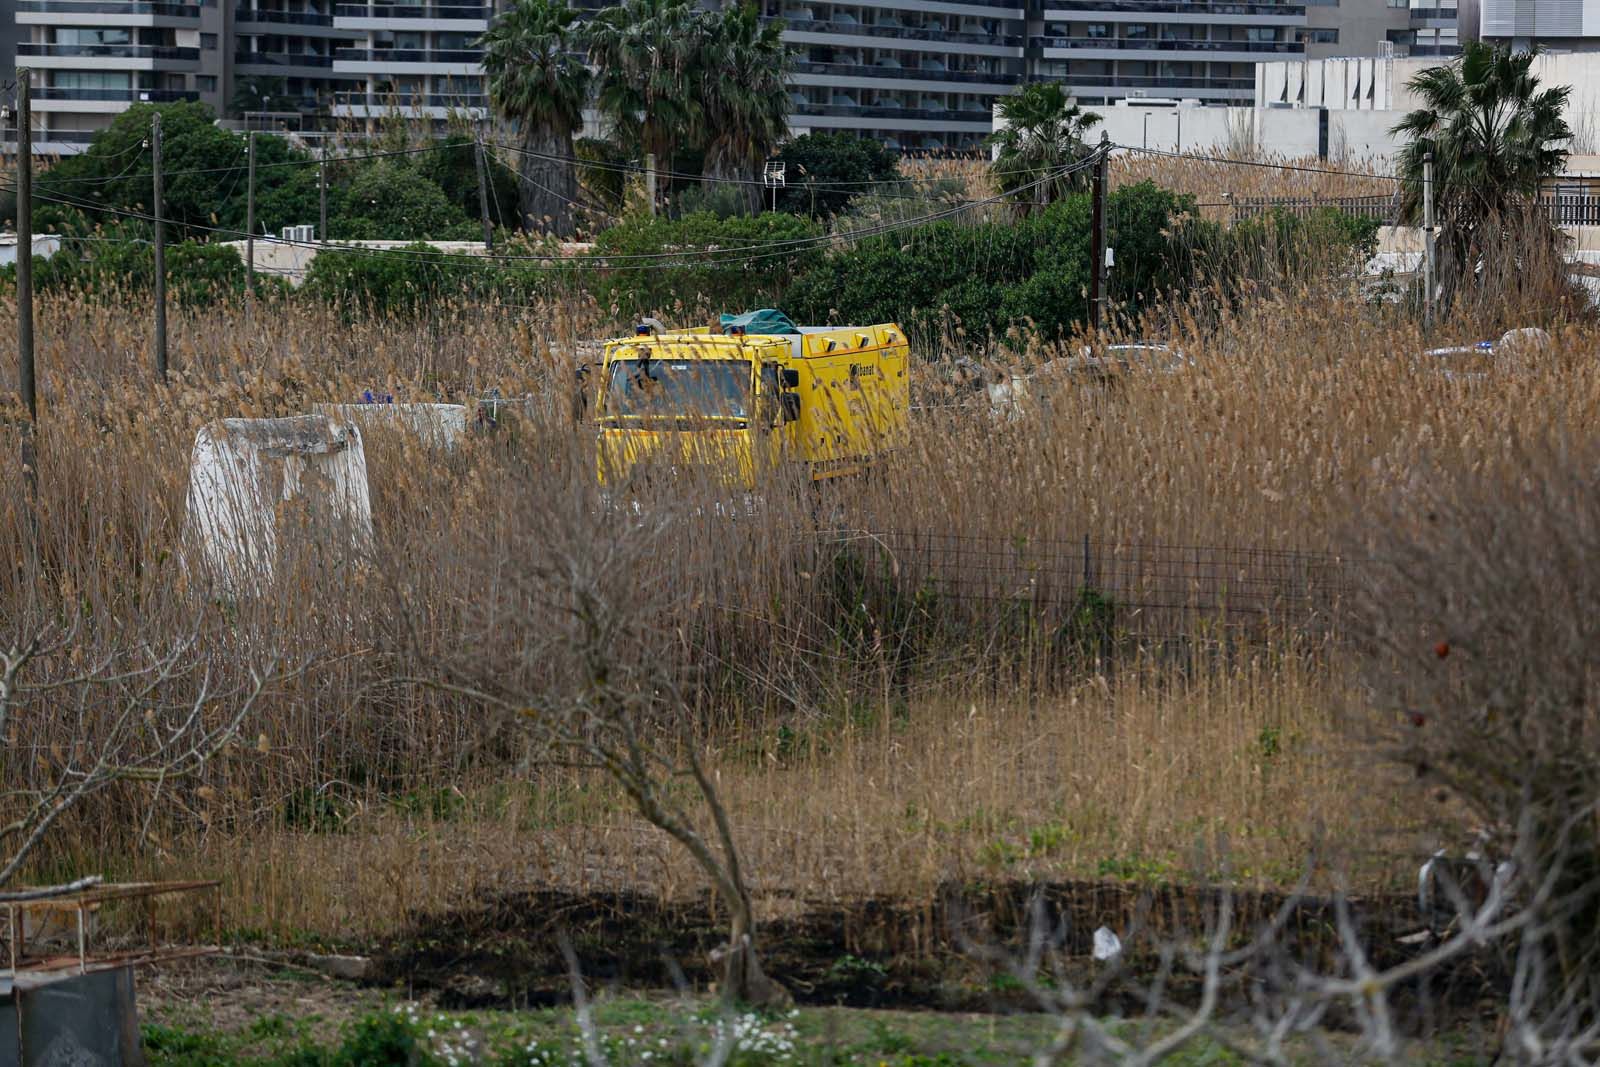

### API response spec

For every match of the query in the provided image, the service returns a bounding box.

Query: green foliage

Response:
[2,236,253,305]
[988,82,1101,207]
[303,241,486,311]
[786,183,1189,341]
[787,183,1379,342]
[773,133,901,219]
[331,162,478,241]
[581,210,820,316]
[415,134,521,231]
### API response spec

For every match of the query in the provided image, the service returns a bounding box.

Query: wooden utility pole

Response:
[245,130,257,293]
[152,111,167,383]
[1089,134,1108,334]
[16,68,34,428]
[1423,150,1436,332]
[474,137,493,251]
[319,143,328,244]
[16,69,35,431]
[646,152,657,216]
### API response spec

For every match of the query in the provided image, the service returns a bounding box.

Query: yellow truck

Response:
[594,310,910,488]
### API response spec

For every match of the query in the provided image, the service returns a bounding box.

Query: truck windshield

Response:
[604,359,752,421]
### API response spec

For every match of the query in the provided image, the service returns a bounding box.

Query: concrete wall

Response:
[1096,102,1403,162]
[1305,0,1413,58]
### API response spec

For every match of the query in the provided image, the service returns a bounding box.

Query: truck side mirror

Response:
[779,392,801,423]
[780,368,800,389]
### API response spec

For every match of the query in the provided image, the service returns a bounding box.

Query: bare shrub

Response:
[1348,432,1600,1039]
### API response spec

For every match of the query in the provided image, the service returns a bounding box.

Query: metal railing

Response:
[234,6,337,24]
[1069,73,1255,90]
[235,50,337,66]
[18,42,200,60]
[332,2,489,17]
[16,0,201,13]
[1041,0,1305,14]
[791,59,1017,85]
[32,86,199,101]
[332,91,487,108]
[776,17,1024,47]
[1031,35,1302,53]
[793,102,993,121]
[333,46,482,62]
[1233,194,1399,222]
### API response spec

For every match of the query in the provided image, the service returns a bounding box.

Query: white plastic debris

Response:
[1496,326,1551,357]
[316,402,467,450]
[182,415,374,593]
[1091,926,1123,962]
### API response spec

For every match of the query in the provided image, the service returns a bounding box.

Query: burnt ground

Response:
[372,880,1510,1033]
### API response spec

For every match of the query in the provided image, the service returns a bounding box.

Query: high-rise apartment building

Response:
[7,0,1319,155]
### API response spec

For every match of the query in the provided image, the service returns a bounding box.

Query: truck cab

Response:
[594,312,910,488]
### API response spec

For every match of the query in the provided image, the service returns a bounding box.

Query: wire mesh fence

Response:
[800,530,1353,661]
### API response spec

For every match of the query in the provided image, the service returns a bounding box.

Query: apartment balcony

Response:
[332,46,482,74]
[791,58,1015,91]
[17,42,201,69]
[30,86,200,112]
[1040,0,1303,20]
[1031,35,1302,61]
[795,101,994,121]
[234,49,353,77]
[330,89,487,117]
[332,3,490,30]
[14,0,201,26]
[1075,73,1254,90]
[775,17,1024,49]
[234,6,360,37]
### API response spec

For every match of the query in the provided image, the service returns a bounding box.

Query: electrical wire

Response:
[1111,143,1410,185]
[3,152,1097,272]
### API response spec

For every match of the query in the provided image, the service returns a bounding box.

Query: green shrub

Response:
[2,237,256,305]
[580,210,821,318]
[303,241,486,312]
[772,133,901,219]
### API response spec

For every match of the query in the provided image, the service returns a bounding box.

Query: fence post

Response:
[152,110,167,384]
[1422,151,1435,333]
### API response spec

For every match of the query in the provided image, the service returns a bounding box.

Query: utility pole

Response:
[319,142,328,244]
[1423,150,1436,332]
[474,137,493,251]
[245,130,256,294]
[645,152,657,216]
[16,68,36,487]
[152,111,167,383]
[1089,133,1108,334]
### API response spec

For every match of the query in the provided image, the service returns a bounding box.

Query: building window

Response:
[56,27,132,45]
[1298,27,1339,41]
[1085,22,1109,37]
[1124,23,1150,37]
[52,70,132,89]
[201,32,218,48]
[197,74,218,91]
[1245,26,1279,41]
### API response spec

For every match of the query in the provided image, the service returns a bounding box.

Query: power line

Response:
[1111,143,1411,185]
[6,155,1092,272]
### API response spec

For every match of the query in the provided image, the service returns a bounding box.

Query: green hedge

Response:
[579,210,823,318]
[785,181,1194,341]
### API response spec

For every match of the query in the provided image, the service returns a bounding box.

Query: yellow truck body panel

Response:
[595,323,909,488]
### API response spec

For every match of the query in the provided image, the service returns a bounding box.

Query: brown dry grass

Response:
[0,267,1583,945]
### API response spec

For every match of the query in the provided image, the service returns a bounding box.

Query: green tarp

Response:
[719,309,800,335]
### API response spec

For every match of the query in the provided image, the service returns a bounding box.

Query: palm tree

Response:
[699,4,791,213]
[478,0,591,237]
[988,82,1101,212]
[585,0,706,207]
[1393,42,1572,307]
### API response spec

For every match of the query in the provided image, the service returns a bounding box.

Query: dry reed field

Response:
[0,152,1592,968]
[0,274,1585,949]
